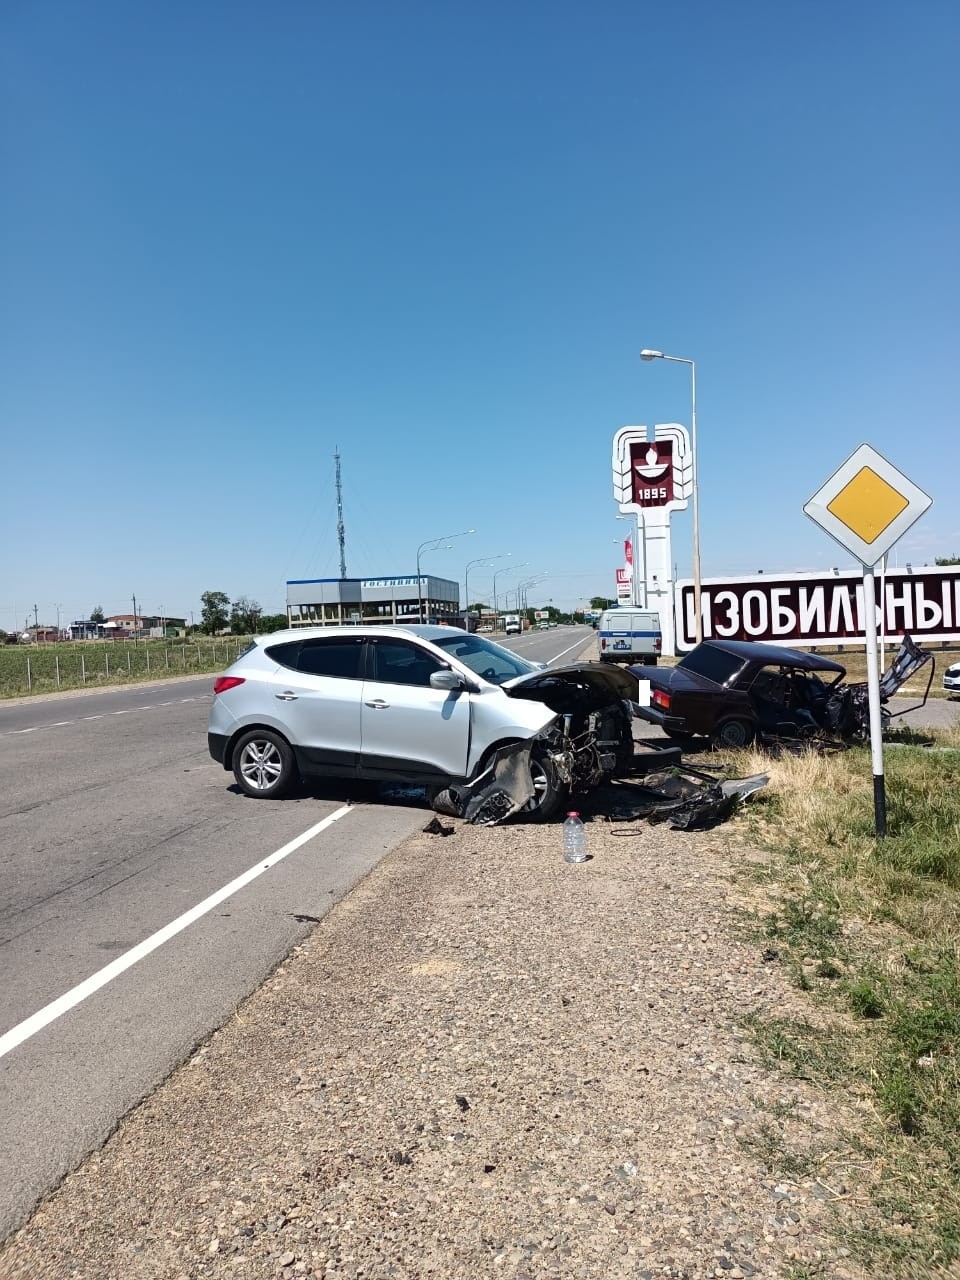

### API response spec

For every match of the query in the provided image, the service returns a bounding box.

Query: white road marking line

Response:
[0,804,354,1061]
[2,692,212,737]
[547,637,595,665]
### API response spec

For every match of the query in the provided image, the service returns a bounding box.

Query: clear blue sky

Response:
[2,0,957,628]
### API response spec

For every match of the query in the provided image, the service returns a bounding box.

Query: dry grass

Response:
[740,747,864,833]
[732,734,960,1275]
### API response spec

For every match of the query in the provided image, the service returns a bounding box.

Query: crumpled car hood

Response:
[502,662,640,702]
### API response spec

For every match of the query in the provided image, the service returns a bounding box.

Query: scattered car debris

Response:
[422,816,456,837]
[430,736,685,827]
[584,767,769,830]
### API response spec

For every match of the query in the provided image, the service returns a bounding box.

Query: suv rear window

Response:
[677,645,744,685]
[266,639,362,679]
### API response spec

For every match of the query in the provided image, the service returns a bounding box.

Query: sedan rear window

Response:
[677,645,745,685]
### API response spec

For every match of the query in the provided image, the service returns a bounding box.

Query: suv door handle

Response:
[275,691,299,701]
[364,699,390,709]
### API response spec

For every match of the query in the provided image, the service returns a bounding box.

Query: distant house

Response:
[104,614,187,638]
[105,614,141,634]
[70,620,107,640]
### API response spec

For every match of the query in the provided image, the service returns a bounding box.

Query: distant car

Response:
[631,639,847,748]
[597,607,662,666]
[945,661,960,695]
[208,624,638,819]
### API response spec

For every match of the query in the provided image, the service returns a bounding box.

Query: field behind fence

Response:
[0,638,251,699]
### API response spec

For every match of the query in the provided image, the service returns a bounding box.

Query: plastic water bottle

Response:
[563,811,587,863]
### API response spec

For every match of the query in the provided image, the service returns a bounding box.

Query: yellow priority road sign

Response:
[803,444,932,567]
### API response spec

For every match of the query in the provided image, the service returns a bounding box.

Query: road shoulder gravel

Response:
[1,811,869,1280]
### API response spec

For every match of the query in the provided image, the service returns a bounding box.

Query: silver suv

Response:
[208,624,637,820]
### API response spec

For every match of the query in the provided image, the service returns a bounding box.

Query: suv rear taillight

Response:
[213,676,246,695]
[600,638,606,650]
[652,689,671,711]
[655,637,662,652]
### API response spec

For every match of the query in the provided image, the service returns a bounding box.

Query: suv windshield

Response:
[432,633,539,684]
[677,645,745,685]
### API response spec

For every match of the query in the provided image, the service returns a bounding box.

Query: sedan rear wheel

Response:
[233,729,296,798]
[710,718,755,750]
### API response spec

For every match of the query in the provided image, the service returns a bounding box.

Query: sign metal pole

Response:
[860,562,886,836]
[803,443,933,841]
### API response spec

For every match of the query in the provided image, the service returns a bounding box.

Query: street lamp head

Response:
[640,349,663,361]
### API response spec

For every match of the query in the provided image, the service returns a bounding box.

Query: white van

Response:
[503,614,522,635]
[597,608,662,665]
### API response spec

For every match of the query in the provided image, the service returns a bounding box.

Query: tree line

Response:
[199,591,287,635]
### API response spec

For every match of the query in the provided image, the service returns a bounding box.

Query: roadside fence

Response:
[0,639,251,699]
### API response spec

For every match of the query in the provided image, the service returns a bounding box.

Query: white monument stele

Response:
[612,424,693,656]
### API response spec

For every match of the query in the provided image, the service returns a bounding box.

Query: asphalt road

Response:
[0,627,597,1241]
[0,678,428,1239]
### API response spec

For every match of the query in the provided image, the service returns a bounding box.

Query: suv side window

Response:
[265,641,301,671]
[297,639,363,679]
[372,640,444,687]
[264,639,362,678]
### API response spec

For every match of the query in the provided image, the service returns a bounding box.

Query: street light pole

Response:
[464,553,511,630]
[416,529,475,623]
[640,349,701,642]
[517,573,546,615]
[492,563,528,622]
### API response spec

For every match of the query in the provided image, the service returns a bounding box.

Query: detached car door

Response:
[264,636,364,775]
[359,637,471,783]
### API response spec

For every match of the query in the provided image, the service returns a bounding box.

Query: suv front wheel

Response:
[232,729,297,798]
[523,749,567,822]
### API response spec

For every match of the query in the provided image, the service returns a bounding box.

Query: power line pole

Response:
[335,449,347,579]
[132,592,138,645]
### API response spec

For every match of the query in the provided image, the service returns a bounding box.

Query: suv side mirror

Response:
[430,669,465,691]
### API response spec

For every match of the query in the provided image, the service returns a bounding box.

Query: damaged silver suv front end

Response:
[432,664,642,825]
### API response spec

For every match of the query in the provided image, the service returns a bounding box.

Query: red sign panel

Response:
[630,441,674,507]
